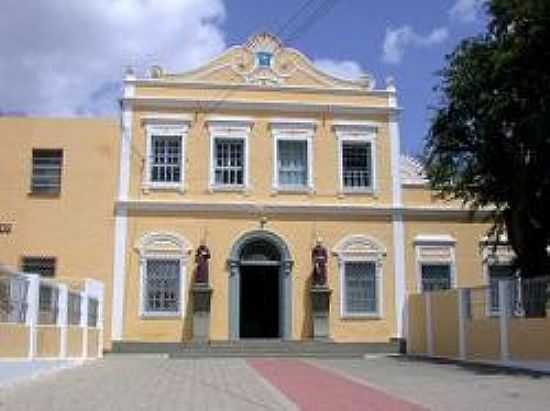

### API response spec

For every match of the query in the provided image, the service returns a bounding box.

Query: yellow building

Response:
[0,33,495,350]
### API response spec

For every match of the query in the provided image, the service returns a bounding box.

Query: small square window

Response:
[31,149,63,194]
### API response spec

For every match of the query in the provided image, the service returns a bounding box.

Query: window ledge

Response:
[341,188,375,195]
[209,185,247,193]
[28,191,61,198]
[142,183,184,193]
[140,312,183,320]
[272,186,313,194]
[341,313,382,320]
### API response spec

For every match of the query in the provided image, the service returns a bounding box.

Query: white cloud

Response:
[450,0,485,23]
[0,0,226,116]
[382,26,449,64]
[313,59,363,81]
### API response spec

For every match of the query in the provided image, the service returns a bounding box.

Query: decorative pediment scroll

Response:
[135,232,192,259]
[332,234,387,263]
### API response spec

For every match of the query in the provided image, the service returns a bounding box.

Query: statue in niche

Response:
[312,237,328,287]
[195,239,211,284]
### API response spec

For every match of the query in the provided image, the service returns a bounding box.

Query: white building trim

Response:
[269,121,316,193]
[112,73,134,341]
[332,124,378,195]
[414,235,457,293]
[333,235,386,319]
[206,119,254,192]
[142,121,191,193]
[135,232,192,319]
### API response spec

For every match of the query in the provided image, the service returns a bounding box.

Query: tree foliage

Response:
[425,0,550,278]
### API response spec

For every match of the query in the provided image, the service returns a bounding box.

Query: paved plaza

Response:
[0,356,549,410]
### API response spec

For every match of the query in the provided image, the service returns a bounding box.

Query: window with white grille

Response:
[214,139,244,186]
[277,140,308,188]
[421,264,451,292]
[144,259,181,314]
[342,142,372,189]
[21,257,56,277]
[150,135,181,183]
[31,149,63,194]
[343,261,378,315]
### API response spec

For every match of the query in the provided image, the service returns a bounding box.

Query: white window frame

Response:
[333,234,386,319]
[206,119,253,192]
[270,121,315,193]
[414,235,457,293]
[135,232,192,318]
[143,121,190,193]
[333,124,377,195]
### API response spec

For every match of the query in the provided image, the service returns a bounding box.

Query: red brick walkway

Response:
[248,359,426,411]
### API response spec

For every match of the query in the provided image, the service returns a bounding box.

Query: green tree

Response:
[425,0,550,280]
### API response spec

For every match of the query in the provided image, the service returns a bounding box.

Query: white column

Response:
[57,283,69,358]
[80,290,89,358]
[498,280,511,362]
[112,72,134,341]
[25,274,40,359]
[388,79,406,340]
[457,288,468,360]
[425,292,434,356]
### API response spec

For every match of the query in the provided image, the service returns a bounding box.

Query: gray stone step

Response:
[110,340,400,358]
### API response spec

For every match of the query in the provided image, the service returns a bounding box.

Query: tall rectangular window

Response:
[421,264,451,292]
[150,135,181,183]
[278,140,307,187]
[342,142,372,189]
[31,149,63,194]
[214,139,244,186]
[21,257,56,277]
[343,261,377,315]
[488,264,515,313]
[144,260,180,314]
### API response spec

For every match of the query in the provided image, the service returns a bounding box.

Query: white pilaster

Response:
[111,71,134,341]
[25,274,40,359]
[57,283,69,358]
[388,80,406,339]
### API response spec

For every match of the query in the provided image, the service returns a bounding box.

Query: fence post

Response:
[457,288,468,360]
[25,274,40,359]
[498,280,511,362]
[57,284,68,358]
[425,292,434,356]
[80,289,89,359]
[97,283,105,358]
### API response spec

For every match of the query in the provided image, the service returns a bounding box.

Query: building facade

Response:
[0,33,496,349]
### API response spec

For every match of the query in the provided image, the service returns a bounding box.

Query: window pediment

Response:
[333,235,386,261]
[135,232,192,258]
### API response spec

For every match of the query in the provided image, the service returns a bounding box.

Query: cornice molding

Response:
[123,97,401,116]
[116,200,492,220]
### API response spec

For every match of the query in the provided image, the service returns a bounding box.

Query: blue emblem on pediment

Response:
[256,52,273,68]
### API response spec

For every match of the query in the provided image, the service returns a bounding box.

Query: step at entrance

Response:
[110,340,400,358]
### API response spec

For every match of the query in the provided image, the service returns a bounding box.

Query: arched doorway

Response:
[228,230,293,340]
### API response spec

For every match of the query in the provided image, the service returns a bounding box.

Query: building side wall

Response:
[0,118,118,350]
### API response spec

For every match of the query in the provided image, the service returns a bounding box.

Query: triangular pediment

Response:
[160,32,374,90]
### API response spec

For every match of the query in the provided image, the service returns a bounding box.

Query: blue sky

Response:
[0,0,487,154]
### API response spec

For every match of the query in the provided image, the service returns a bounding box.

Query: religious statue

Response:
[312,237,328,287]
[195,240,211,284]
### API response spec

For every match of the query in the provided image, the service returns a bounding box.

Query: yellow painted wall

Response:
[407,294,427,354]
[0,324,29,357]
[404,219,490,293]
[509,317,550,360]
[122,214,396,342]
[431,290,459,358]
[67,327,83,358]
[129,111,394,206]
[0,118,118,350]
[36,326,60,358]
[466,319,500,360]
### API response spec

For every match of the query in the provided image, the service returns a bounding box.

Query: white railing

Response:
[0,264,104,359]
